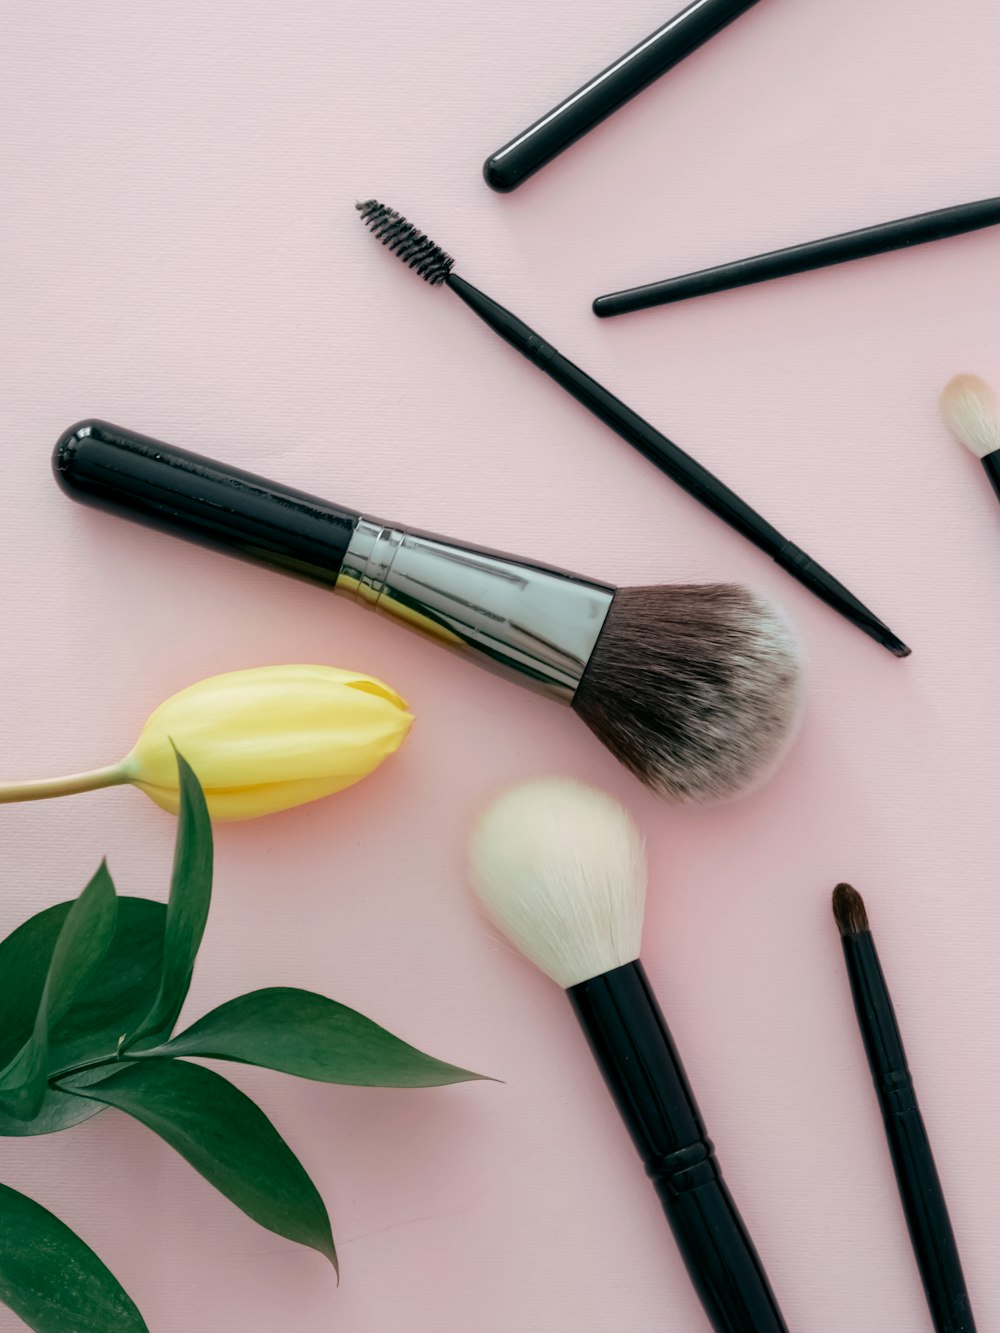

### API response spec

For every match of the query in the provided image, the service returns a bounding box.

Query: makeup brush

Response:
[470,779,791,1333]
[356,199,910,659]
[54,420,802,803]
[482,0,767,193]
[594,195,1000,315]
[940,374,1000,506]
[832,885,976,1333]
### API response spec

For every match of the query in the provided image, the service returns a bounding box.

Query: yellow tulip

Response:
[0,666,413,820]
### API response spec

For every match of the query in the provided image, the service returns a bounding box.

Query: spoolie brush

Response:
[832,885,977,1333]
[54,420,802,802]
[940,374,1000,508]
[357,199,911,659]
[469,779,791,1333]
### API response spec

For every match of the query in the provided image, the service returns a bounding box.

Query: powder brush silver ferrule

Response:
[336,518,615,702]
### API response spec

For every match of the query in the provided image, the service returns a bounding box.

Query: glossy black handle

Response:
[842,932,977,1333]
[568,963,789,1333]
[483,0,766,191]
[884,1108,976,1333]
[445,273,785,556]
[53,420,360,590]
[594,196,1000,315]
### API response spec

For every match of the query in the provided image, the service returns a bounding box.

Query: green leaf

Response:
[0,1181,147,1332]
[0,864,117,1120]
[128,750,212,1048]
[0,898,166,1138]
[71,1059,337,1270]
[142,987,488,1087]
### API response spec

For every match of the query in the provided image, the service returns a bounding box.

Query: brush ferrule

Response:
[337,519,614,701]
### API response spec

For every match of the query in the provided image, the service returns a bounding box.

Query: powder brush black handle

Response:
[53,420,361,589]
[569,962,789,1333]
[594,195,1000,315]
[483,0,766,192]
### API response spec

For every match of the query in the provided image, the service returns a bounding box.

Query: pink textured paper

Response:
[3,1,1000,1328]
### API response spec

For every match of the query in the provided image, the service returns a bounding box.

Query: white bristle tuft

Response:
[468,779,646,989]
[941,374,1000,459]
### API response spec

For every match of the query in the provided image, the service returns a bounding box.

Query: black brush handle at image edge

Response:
[569,962,789,1333]
[483,0,765,191]
[593,196,1000,315]
[840,931,976,1333]
[444,272,908,658]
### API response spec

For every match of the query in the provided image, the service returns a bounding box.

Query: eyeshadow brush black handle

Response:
[835,887,977,1333]
[570,962,789,1333]
[594,195,1000,316]
[483,0,766,192]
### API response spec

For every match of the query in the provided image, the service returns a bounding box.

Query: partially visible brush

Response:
[470,779,791,1333]
[482,0,767,192]
[357,199,911,659]
[832,885,977,1333]
[940,375,1000,506]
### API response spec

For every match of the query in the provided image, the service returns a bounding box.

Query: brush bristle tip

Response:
[356,198,455,286]
[469,779,646,989]
[832,883,870,936]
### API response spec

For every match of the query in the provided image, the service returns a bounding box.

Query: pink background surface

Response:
[3,1,1000,1328]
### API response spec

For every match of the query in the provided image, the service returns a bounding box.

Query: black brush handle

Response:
[594,196,1000,315]
[446,272,910,658]
[569,962,789,1333]
[483,0,765,192]
[841,933,976,1333]
[53,420,360,589]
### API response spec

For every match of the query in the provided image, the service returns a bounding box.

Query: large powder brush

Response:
[54,421,801,802]
[469,779,791,1333]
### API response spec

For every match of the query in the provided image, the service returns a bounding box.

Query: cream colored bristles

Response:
[468,779,646,989]
[941,374,1000,460]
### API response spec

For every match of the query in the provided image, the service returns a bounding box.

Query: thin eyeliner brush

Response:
[357,200,910,659]
[594,196,1000,316]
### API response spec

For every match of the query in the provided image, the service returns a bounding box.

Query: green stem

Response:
[0,763,129,804]
[48,1051,124,1088]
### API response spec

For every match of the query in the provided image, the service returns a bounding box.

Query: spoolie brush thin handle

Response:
[568,962,790,1333]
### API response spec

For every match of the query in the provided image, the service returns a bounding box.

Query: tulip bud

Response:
[0,666,413,821]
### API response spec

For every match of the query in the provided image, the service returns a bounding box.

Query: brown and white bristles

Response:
[468,779,645,988]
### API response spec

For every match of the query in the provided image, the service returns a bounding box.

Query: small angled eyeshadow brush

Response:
[470,779,791,1333]
[357,200,910,659]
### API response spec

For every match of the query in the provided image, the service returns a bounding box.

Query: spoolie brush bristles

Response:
[572,584,802,803]
[356,200,455,286]
[469,780,646,989]
[941,374,1000,459]
[832,883,870,937]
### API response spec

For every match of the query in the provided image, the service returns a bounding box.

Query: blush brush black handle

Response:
[594,195,1000,315]
[483,0,766,192]
[569,962,789,1333]
[446,272,910,658]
